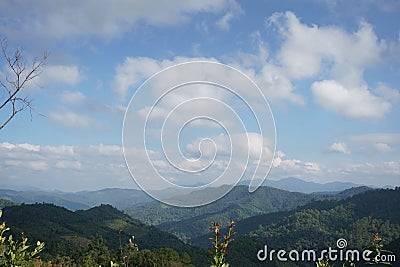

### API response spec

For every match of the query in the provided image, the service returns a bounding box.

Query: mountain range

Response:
[0,187,153,211]
[0,177,377,211]
[0,186,398,266]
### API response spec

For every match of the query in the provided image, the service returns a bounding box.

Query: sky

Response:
[0,0,399,192]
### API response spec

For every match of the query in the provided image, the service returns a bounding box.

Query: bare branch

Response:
[0,39,48,130]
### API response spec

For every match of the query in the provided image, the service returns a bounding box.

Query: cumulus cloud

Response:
[248,63,305,105]
[311,80,390,119]
[268,12,384,81]
[113,57,165,99]
[265,11,394,119]
[271,150,321,177]
[39,65,82,86]
[328,142,351,154]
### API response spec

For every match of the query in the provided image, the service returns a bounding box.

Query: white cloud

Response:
[311,80,390,119]
[304,162,321,173]
[18,143,41,152]
[336,160,400,185]
[185,132,273,159]
[0,142,41,152]
[269,151,400,186]
[350,133,400,144]
[216,12,234,30]
[373,142,393,153]
[328,142,351,154]
[264,11,396,119]
[113,56,220,99]
[215,0,242,31]
[0,142,15,150]
[268,12,385,82]
[0,0,234,41]
[55,160,82,170]
[42,145,74,156]
[90,144,122,156]
[40,65,82,86]
[253,63,305,105]
[49,111,92,128]
[29,161,48,171]
[114,57,164,99]
[272,151,321,174]
[374,83,400,103]
[0,142,399,191]
[347,133,400,154]
[60,91,86,104]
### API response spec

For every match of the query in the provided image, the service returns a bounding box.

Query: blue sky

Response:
[0,0,399,192]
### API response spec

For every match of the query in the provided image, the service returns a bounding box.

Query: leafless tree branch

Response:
[0,39,48,130]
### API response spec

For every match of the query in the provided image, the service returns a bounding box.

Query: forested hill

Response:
[209,188,400,267]
[126,185,319,240]
[125,185,373,242]
[1,203,207,265]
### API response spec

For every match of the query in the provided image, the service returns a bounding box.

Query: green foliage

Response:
[111,236,194,267]
[0,210,44,267]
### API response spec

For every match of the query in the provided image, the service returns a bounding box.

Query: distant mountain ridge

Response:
[0,188,153,210]
[0,177,379,211]
[240,177,371,193]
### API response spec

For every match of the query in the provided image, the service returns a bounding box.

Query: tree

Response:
[0,39,48,130]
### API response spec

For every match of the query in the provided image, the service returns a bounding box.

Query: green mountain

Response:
[201,188,400,266]
[126,185,339,241]
[0,187,397,266]
[1,203,207,265]
[264,177,365,193]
